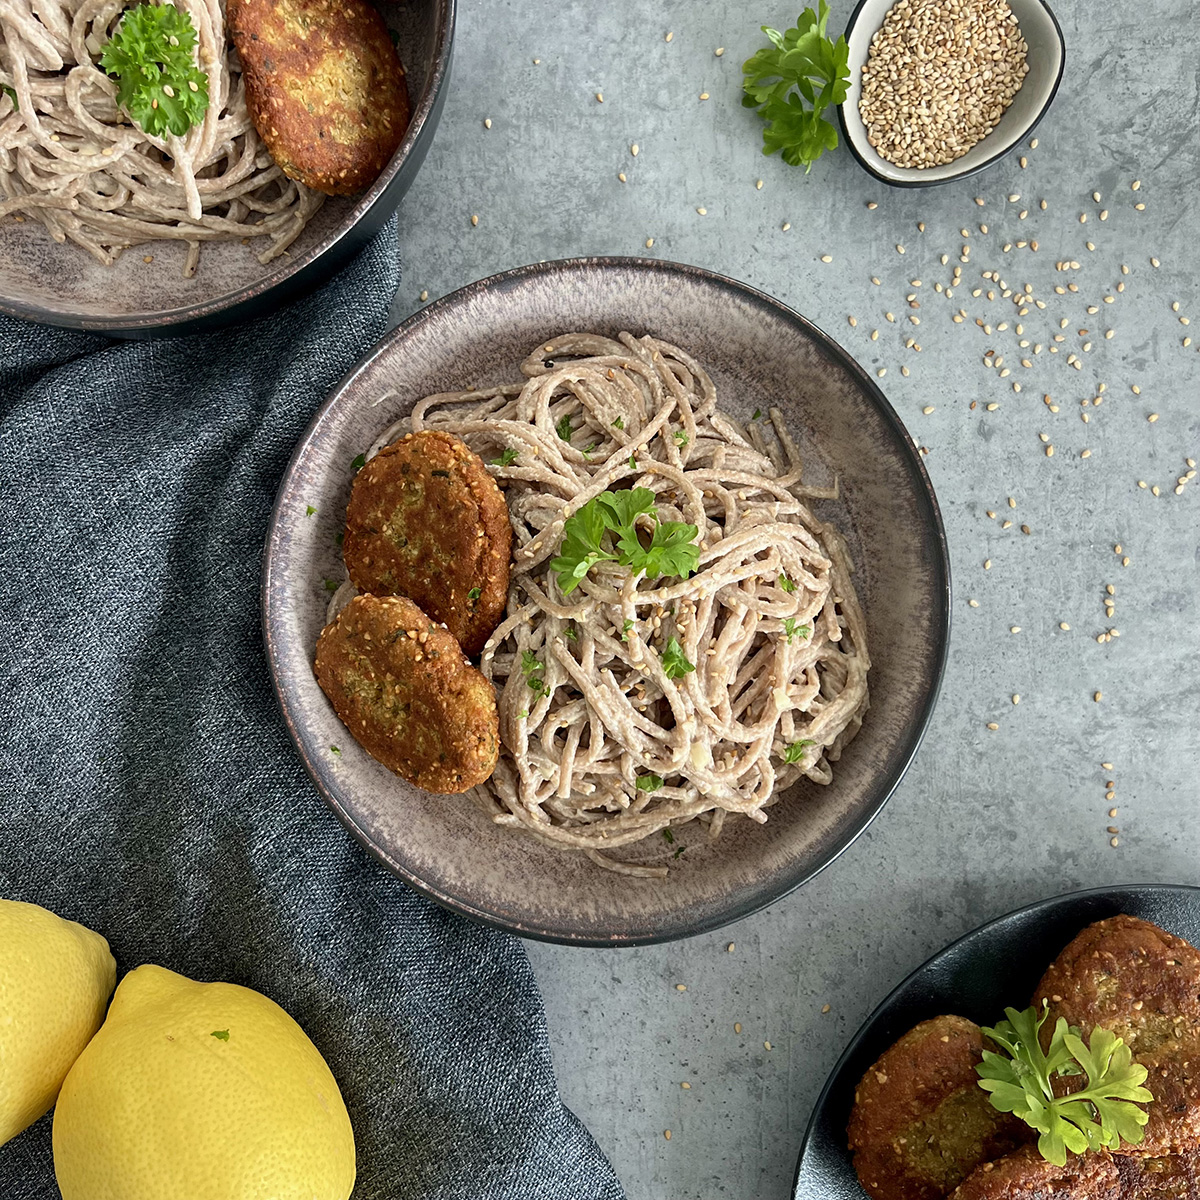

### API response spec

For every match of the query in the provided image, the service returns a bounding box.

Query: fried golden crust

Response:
[1033,916,1200,1158]
[848,1015,1029,1200]
[315,594,499,793]
[343,431,513,658]
[1115,1148,1200,1199]
[228,0,410,196]
[950,1146,1120,1200]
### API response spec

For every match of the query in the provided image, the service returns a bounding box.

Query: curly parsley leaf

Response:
[636,773,664,792]
[555,413,574,441]
[778,574,797,593]
[351,453,366,471]
[100,2,209,138]
[211,1029,230,1041]
[977,1005,1153,1166]
[661,636,695,680]
[1,84,17,110]
[783,739,814,764]
[612,416,625,431]
[550,489,700,595]
[491,446,518,467]
[742,2,850,173]
[673,430,689,446]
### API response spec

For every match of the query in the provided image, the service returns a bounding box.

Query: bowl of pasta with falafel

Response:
[262,256,950,945]
[0,0,452,334]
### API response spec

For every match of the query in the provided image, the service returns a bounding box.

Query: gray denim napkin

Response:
[0,226,625,1200]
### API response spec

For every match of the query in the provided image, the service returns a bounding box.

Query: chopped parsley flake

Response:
[467,587,482,601]
[351,453,366,471]
[636,773,664,792]
[662,828,675,844]
[330,745,342,756]
[304,504,316,517]
[778,574,797,593]
[612,416,625,430]
[661,636,695,679]
[621,618,635,641]
[521,649,551,697]
[492,447,519,467]
[556,413,574,441]
[751,408,762,421]
[673,430,689,446]
[324,579,339,592]
[783,617,810,644]
[211,1029,230,1041]
[783,739,814,764]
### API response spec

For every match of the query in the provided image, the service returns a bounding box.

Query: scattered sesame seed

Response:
[699,92,709,100]
[822,1004,831,1013]
[484,117,492,129]
[646,237,654,248]
[896,244,905,254]
[756,179,763,189]
[618,172,627,182]
[867,201,878,210]
[987,722,999,730]
[780,220,789,230]
[665,30,673,41]
[419,289,428,302]
[470,214,479,226]
[664,1130,672,1140]
[823,255,834,263]
[969,599,980,607]
[675,983,687,992]
[596,92,603,102]
[727,942,735,952]
[681,1081,691,1089]
[1012,694,1020,704]
[877,368,886,377]
[1149,413,1159,423]
[1132,179,1141,190]
[764,1041,773,1051]
[734,1023,742,1033]
[1011,626,1021,634]
[923,405,935,414]
[1111,837,1120,847]
[697,206,708,215]
[1060,622,1070,630]
[715,46,725,56]
[1094,691,1103,702]
[632,143,639,156]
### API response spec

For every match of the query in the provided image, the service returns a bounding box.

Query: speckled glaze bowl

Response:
[263,258,951,945]
[0,0,453,337]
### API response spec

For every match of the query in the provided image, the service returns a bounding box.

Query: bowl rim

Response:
[0,0,455,333]
[835,0,1066,189]
[791,882,1200,1197]
[261,255,953,947]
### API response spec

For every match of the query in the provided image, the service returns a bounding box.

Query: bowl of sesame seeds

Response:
[838,0,1065,187]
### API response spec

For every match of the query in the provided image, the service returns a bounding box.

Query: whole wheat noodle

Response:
[0,0,322,272]
[334,333,870,878]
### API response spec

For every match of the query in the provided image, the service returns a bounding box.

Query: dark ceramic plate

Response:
[262,257,950,945]
[0,0,453,337]
[794,884,1200,1199]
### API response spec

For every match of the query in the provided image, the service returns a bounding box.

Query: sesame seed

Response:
[470,214,479,226]
[867,201,878,210]
[618,172,627,182]
[1132,179,1141,190]
[756,179,763,189]
[734,1023,742,1033]
[645,237,654,248]
[699,92,709,100]
[484,117,492,129]
[715,47,725,56]
[1149,413,1159,423]
[1012,694,1020,704]
[1060,622,1071,630]
[764,1041,772,1051]
[665,30,673,41]
[681,1081,691,1089]
[823,255,834,264]
[727,942,735,952]
[664,1130,672,1140]
[1094,691,1103,702]
[697,207,708,216]
[1111,837,1120,848]
[969,599,980,607]
[780,220,789,229]
[675,983,687,992]
[987,722,999,730]
[847,314,856,324]
[1011,626,1021,634]
[596,92,603,102]
[923,406,935,415]
[896,244,905,254]
[419,289,428,302]
[632,143,639,156]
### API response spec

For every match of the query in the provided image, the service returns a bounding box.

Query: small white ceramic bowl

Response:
[838,0,1065,187]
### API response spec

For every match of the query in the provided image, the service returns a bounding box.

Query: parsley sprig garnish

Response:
[101,3,209,138]
[977,1005,1152,1166]
[520,649,551,698]
[742,2,850,173]
[783,739,814,764]
[550,488,700,596]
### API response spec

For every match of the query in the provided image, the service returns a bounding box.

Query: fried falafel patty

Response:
[1033,916,1200,1158]
[229,0,411,196]
[1115,1148,1200,1199]
[344,430,513,658]
[848,1015,1028,1200]
[315,594,499,794]
[950,1145,1120,1200]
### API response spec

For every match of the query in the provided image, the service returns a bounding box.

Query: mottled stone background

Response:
[389,2,1200,1195]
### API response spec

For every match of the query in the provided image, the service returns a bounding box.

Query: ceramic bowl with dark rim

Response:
[793,883,1200,1199]
[262,257,951,946]
[838,0,1065,188]
[0,0,453,338]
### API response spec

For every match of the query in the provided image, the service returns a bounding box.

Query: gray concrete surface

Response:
[390,2,1200,1196]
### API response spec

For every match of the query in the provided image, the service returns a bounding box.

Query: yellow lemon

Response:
[53,964,355,1200]
[0,898,116,1148]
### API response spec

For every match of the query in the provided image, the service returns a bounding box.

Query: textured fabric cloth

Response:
[0,227,624,1200]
